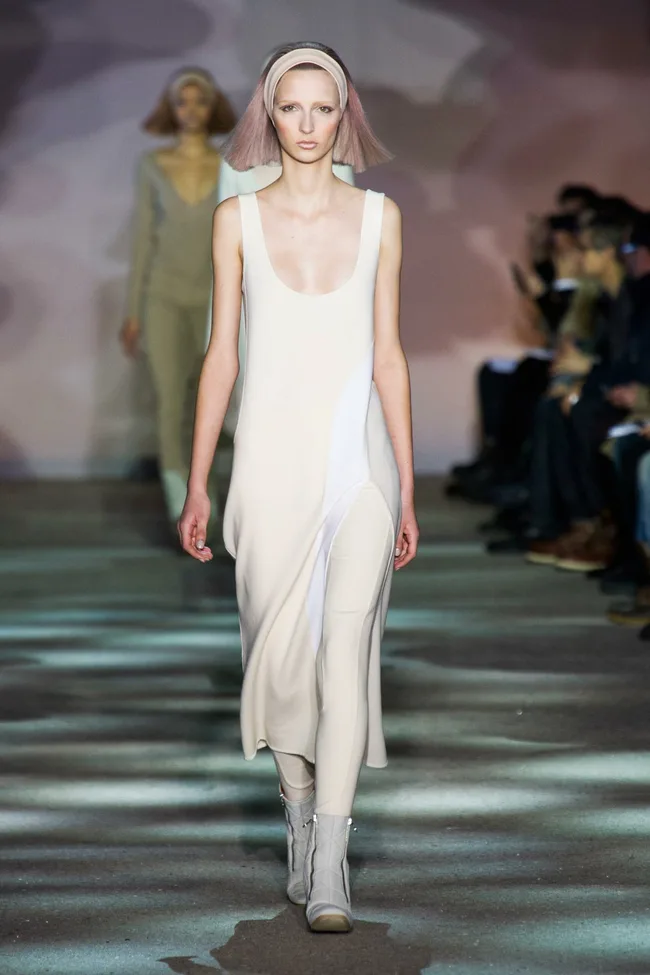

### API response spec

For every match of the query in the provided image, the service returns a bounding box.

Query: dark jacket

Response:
[583,273,650,394]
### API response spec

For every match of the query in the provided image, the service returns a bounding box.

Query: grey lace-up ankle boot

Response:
[303,813,353,932]
[281,792,315,905]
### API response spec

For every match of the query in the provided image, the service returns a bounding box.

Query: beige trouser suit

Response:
[223,190,400,817]
[126,151,219,524]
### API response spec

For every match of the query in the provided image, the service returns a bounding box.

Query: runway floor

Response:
[1,478,649,975]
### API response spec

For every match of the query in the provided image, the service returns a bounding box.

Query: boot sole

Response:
[556,558,607,572]
[525,552,558,566]
[607,610,650,627]
[309,913,352,933]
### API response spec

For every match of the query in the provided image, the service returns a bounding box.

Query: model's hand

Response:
[120,318,140,358]
[394,501,418,570]
[178,490,213,562]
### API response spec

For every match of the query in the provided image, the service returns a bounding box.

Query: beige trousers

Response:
[273,486,394,817]
[145,296,217,525]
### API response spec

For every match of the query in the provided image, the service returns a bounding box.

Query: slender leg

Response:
[305,486,393,932]
[272,751,315,905]
[145,299,195,524]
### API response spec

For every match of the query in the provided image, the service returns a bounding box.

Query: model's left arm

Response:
[373,197,419,570]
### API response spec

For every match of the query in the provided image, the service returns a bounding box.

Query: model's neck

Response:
[275,151,339,210]
[175,132,210,156]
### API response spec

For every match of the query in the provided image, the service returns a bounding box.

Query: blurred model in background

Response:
[121,67,236,536]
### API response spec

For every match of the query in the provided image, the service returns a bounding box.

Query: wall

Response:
[0,0,649,476]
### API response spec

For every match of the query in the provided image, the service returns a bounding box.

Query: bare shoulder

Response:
[213,194,241,225]
[380,196,402,250]
[381,195,401,229]
[212,196,242,246]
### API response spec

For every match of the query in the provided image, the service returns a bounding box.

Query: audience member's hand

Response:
[560,383,583,416]
[524,271,547,299]
[640,423,650,440]
[120,318,140,358]
[551,342,592,377]
[607,383,640,411]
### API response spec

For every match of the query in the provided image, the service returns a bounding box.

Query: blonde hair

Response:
[142,66,237,137]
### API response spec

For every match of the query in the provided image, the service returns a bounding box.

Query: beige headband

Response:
[169,71,216,100]
[263,49,348,117]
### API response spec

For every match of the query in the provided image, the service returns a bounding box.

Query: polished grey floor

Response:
[1,479,648,975]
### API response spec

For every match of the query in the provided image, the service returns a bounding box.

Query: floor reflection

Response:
[1,481,650,975]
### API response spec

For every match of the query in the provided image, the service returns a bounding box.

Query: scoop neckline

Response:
[251,189,370,298]
[150,153,220,208]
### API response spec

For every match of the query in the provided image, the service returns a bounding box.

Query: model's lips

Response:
[297,141,317,149]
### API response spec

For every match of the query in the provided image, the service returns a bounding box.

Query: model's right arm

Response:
[121,156,154,356]
[179,196,243,560]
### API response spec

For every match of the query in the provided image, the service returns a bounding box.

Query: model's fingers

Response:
[180,515,197,554]
[195,520,209,552]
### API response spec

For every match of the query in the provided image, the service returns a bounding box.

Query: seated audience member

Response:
[526,212,650,571]
[556,183,601,216]
[607,439,650,626]
[451,210,584,501]
[485,197,642,546]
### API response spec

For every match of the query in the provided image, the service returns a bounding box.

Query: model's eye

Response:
[279,104,296,112]
[318,106,334,114]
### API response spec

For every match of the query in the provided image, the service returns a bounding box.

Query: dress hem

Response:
[242,739,388,770]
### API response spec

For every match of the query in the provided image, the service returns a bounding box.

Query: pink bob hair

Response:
[223,41,392,173]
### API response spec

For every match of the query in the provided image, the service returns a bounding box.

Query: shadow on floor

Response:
[161,905,431,974]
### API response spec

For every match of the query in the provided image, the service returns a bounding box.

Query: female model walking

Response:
[179,42,418,931]
[121,67,236,531]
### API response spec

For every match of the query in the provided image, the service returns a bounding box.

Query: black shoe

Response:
[486,535,529,554]
[488,482,530,508]
[450,446,497,480]
[598,560,649,596]
[478,505,529,535]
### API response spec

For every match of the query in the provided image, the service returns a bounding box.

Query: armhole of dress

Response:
[238,194,249,288]
[367,191,385,278]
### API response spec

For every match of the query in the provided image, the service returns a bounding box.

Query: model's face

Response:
[272,68,342,165]
[172,83,212,133]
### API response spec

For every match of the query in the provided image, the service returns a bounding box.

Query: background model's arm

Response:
[121,155,155,356]
[180,197,243,559]
[373,198,418,569]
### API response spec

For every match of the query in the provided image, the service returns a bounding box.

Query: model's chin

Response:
[284,146,330,165]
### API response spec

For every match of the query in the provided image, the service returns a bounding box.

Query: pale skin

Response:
[120,82,223,357]
[178,66,419,570]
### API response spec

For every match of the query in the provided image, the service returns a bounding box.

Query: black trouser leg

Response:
[478,362,516,447]
[611,434,650,560]
[568,396,626,519]
[529,396,584,537]
[498,357,551,469]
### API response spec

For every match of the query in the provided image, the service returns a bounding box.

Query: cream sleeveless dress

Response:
[223,189,401,769]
